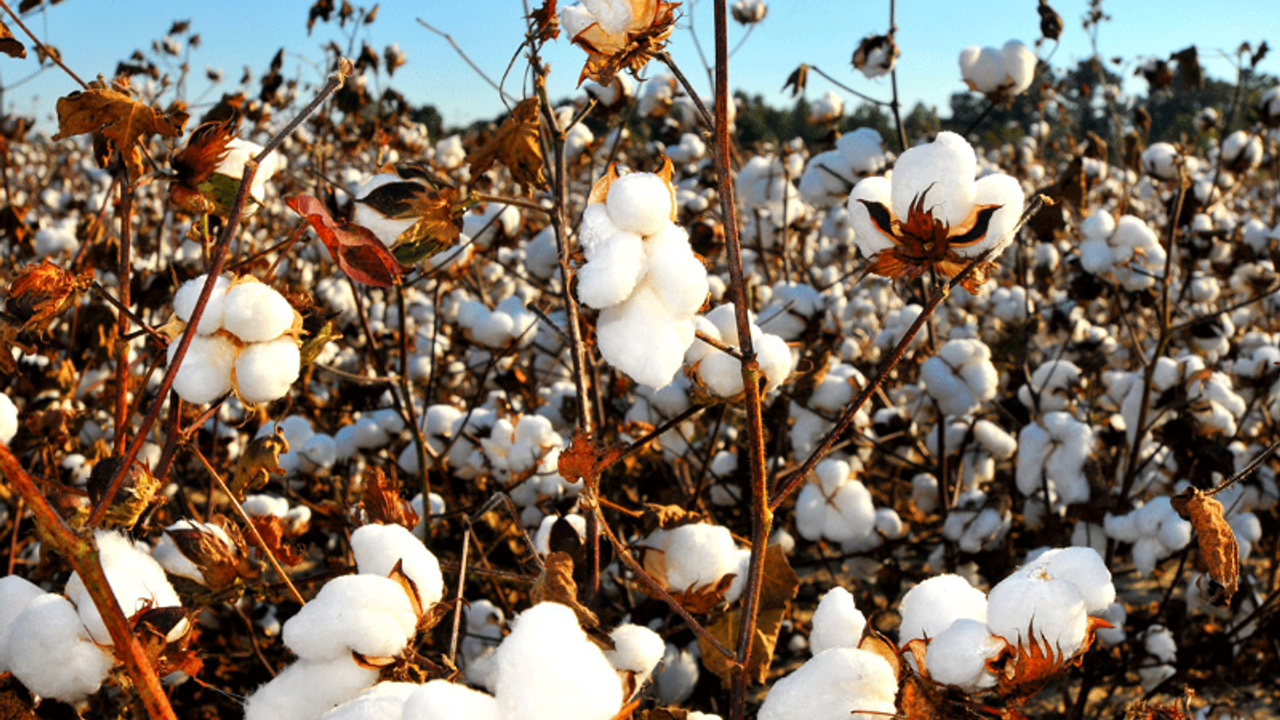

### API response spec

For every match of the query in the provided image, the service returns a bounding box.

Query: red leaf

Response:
[287,194,409,288]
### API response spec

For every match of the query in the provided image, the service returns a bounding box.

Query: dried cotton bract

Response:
[847,132,1024,292]
[560,0,679,85]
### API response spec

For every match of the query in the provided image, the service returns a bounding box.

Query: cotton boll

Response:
[235,337,302,404]
[606,172,674,235]
[1138,625,1176,691]
[1001,41,1037,94]
[153,520,235,585]
[605,623,665,681]
[757,648,898,720]
[661,523,739,592]
[244,656,379,720]
[492,603,623,720]
[169,332,236,404]
[318,682,417,720]
[898,574,987,644]
[576,230,646,308]
[7,594,115,703]
[65,531,183,645]
[0,575,48,674]
[924,618,1003,691]
[987,570,1087,657]
[173,273,231,334]
[221,280,296,343]
[533,513,587,555]
[847,176,896,259]
[402,680,501,720]
[351,523,445,609]
[654,642,699,705]
[809,587,866,655]
[968,173,1025,256]
[597,286,694,388]
[644,224,710,317]
[283,575,419,660]
[1027,547,1115,613]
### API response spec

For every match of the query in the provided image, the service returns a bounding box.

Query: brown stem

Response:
[0,443,177,720]
[89,60,352,528]
[112,171,134,456]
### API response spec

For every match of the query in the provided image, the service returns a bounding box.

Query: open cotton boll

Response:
[153,520,235,585]
[222,280,296,343]
[794,461,876,545]
[169,332,236,404]
[660,523,740,592]
[605,623,665,681]
[283,574,419,660]
[351,523,445,610]
[757,648,898,720]
[318,682,418,720]
[969,173,1025,255]
[173,273,231,334]
[493,602,623,720]
[1000,41,1037,94]
[924,618,1003,691]
[65,531,183,645]
[216,137,285,204]
[354,174,417,245]
[643,224,710,317]
[606,172,674,236]
[847,176,896,260]
[0,575,48,674]
[0,393,16,445]
[576,229,646,308]
[892,132,978,229]
[898,574,987,644]
[597,285,695,388]
[7,594,115,703]
[244,655,380,720]
[235,337,302,404]
[402,680,500,720]
[654,642,699,705]
[986,567,1087,657]
[1025,547,1114,613]
[920,338,998,416]
[809,587,866,655]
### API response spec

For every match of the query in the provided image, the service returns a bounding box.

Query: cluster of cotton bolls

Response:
[168,274,302,405]
[574,167,709,388]
[684,303,794,400]
[1,532,186,703]
[959,40,1038,97]
[1077,211,1167,291]
[794,458,905,553]
[798,128,892,208]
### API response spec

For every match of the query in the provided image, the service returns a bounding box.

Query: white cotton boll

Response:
[597,286,694,388]
[283,575,419,660]
[1080,210,1116,239]
[912,474,939,514]
[645,224,710,317]
[847,175,896,260]
[662,523,739,592]
[0,393,17,445]
[66,531,183,645]
[757,648,898,720]
[216,138,284,204]
[351,523,445,610]
[1138,625,1176,691]
[1001,41,1037,94]
[244,655,380,720]
[924,618,1003,691]
[1026,547,1115,613]
[153,520,234,584]
[654,642,699,705]
[605,624,665,678]
[756,333,795,393]
[892,132,977,235]
[319,682,418,720]
[606,173,674,236]
[898,574,987,644]
[173,273,231,335]
[243,493,290,518]
[0,575,48,674]
[350,417,390,450]
[354,175,417,245]
[302,433,338,469]
[577,203,625,256]
[987,571,1087,656]
[533,513,587,555]
[576,230,646,308]
[810,587,866,655]
[7,594,115,703]
[1230,512,1262,560]
[493,603,623,720]
[968,173,1025,256]
[402,680,501,720]
[580,0,635,34]
[169,332,236,404]
[1142,143,1180,180]
[235,337,302,404]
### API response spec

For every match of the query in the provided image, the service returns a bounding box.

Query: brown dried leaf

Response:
[899,674,950,720]
[640,503,704,534]
[466,98,546,191]
[527,0,560,43]
[782,64,808,98]
[5,260,94,334]
[0,18,26,59]
[361,468,419,530]
[300,321,342,366]
[1170,487,1239,606]
[231,427,289,501]
[288,194,410,288]
[757,543,800,611]
[248,514,303,566]
[166,524,244,591]
[696,544,797,687]
[1038,0,1063,41]
[531,551,598,628]
[672,573,734,614]
[52,79,188,179]
[86,455,161,530]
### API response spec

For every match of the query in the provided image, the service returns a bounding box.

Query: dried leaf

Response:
[466,98,546,191]
[52,79,188,179]
[640,503,704,534]
[300,321,342,365]
[527,0,560,43]
[782,64,809,98]
[1170,46,1203,91]
[696,544,797,687]
[355,181,464,264]
[0,18,26,59]
[1170,487,1238,606]
[288,194,410,288]
[86,455,161,530]
[361,467,419,530]
[231,427,289,501]
[166,522,247,591]
[5,260,94,334]
[531,551,598,628]
[248,514,302,566]
[558,430,626,484]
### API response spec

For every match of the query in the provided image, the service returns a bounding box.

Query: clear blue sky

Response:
[1,0,1276,135]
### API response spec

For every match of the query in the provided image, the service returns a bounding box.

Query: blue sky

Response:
[1,0,1276,134]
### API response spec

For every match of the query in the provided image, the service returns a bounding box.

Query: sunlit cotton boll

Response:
[7,594,115,704]
[65,530,184,645]
[0,575,50,674]
[657,523,740,593]
[757,648,898,720]
[173,273,231,335]
[919,337,998,416]
[235,337,302,404]
[795,459,876,545]
[221,279,297,343]
[317,682,418,720]
[282,575,419,661]
[986,559,1089,658]
[402,680,501,720]
[897,574,987,644]
[809,587,867,655]
[168,332,236,404]
[924,618,1003,691]
[244,655,379,720]
[351,523,445,610]
[216,137,286,205]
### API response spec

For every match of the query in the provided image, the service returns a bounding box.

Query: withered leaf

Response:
[52,79,188,179]
[170,116,238,213]
[640,503,704,534]
[288,194,410,288]
[1170,46,1203,91]
[166,525,245,591]
[356,181,463,264]
[696,544,797,687]
[86,454,161,530]
[361,467,419,530]
[782,64,809,98]
[527,0,560,43]
[231,427,289,501]
[248,514,303,566]
[466,98,546,192]
[531,551,599,629]
[673,573,734,615]
[5,260,94,334]
[1170,487,1238,606]
[299,321,342,366]
[558,429,627,486]
[0,18,26,59]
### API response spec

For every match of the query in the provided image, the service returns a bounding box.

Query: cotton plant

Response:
[794,458,878,549]
[1077,211,1167,292]
[959,41,1038,98]
[168,274,302,405]
[683,303,794,400]
[1016,411,1096,507]
[642,521,741,597]
[574,164,709,388]
[919,337,999,417]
